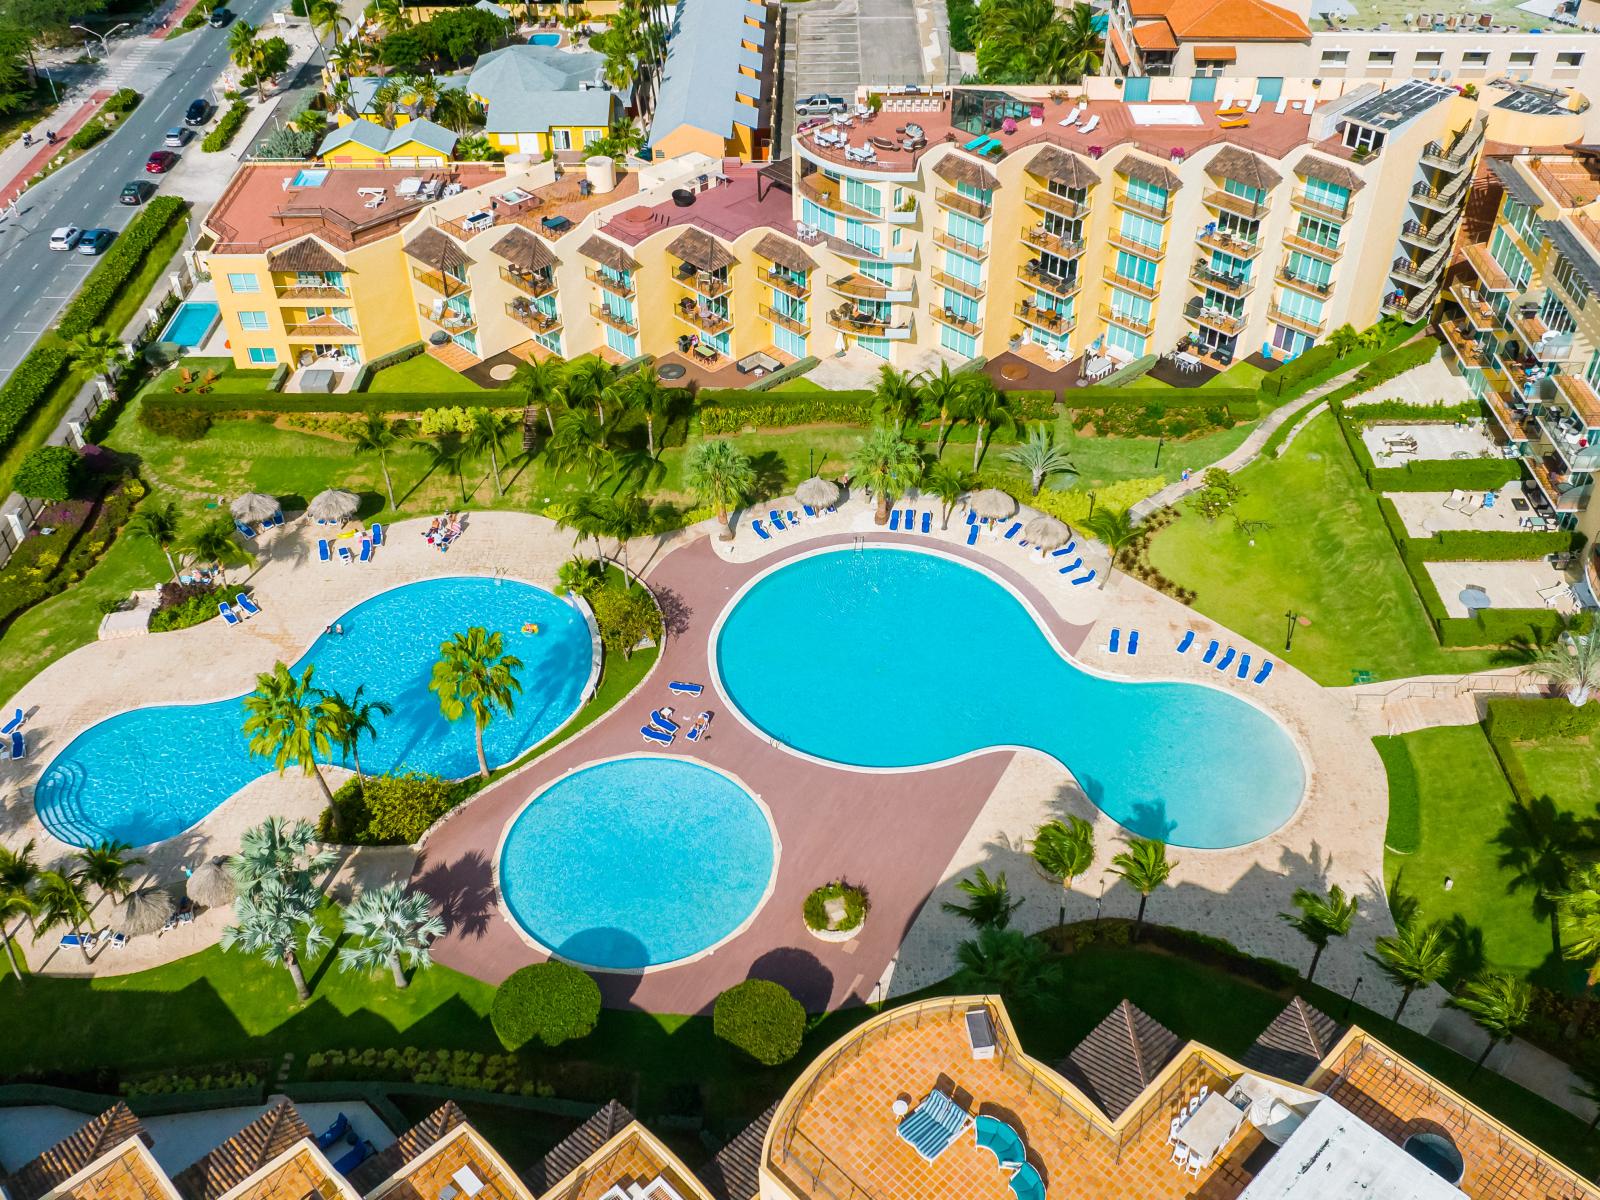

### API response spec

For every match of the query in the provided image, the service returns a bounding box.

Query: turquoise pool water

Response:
[714,549,1304,849]
[160,301,220,347]
[36,577,592,848]
[499,758,774,969]
[529,32,560,44]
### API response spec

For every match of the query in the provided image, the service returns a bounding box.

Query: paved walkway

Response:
[0,91,113,209]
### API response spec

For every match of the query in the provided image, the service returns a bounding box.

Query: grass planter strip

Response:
[201,102,250,152]
[57,197,187,339]
[1373,734,1421,853]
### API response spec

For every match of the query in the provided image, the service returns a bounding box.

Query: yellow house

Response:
[318,118,458,167]
[466,44,620,155]
[646,0,773,162]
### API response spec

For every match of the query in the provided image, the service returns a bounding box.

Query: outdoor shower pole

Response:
[1285,610,1298,653]
[1154,436,1164,469]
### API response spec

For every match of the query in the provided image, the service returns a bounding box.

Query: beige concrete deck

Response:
[1360,420,1498,463]
[1423,558,1578,617]
[1386,481,1542,535]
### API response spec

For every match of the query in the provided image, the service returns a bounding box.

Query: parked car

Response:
[794,93,847,115]
[48,226,82,251]
[76,229,114,256]
[207,6,232,25]
[183,98,210,126]
[145,150,177,173]
[119,181,152,205]
[163,127,187,148]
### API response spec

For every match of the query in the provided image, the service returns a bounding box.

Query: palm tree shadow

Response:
[399,463,440,507]
[1493,793,1593,959]
[307,931,350,995]
[749,451,789,502]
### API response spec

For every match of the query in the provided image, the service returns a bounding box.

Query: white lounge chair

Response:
[1540,582,1574,607]
[1458,494,1483,516]
[1218,93,1234,110]
[1274,97,1288,113]
[1304,95,1315,116]
[1248,95,1263,112]
[1080,114,1099,134]
[1441,489,1467,511]
[1059,105,1081,126]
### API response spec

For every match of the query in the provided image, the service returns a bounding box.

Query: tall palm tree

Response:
[1082,507,1140,590]
[565,356,618,426]
[338,882,445,989]
[466,408,515,496]
[320,685,393,800]
[592,492,661,586]
[76,840,143,902]
[1109,837,1175,935]
[923,461,975,530]
[230,816,338,896]
[306,0,349,62]
[67,328,128,390]
[242,662,341,832]
[372,0,409,29]
[684,438,755,535]
[1052,3,1103,79]
[955,927,1059,1003]
[222,874,329,1000]
[851,426,922,525]
[1451,972,1532,1077]
[1554,863,1600,984]
[185,516,240,575]
[328,36,369,79]
[1522,632,1600,705]
[622,365,673,457]
[0,840,42,934]
[514,355,569,446]
[548,408,613,485]
[351,412,403,510]
[1496,795,1584,958]
[432,87,481,133]
[1280,884,1359,982]
[128,500,181,581]
[941,867,1023,930]
[961,380,1015,471]
[34,869,94,960]
[1003,425,1077,495]
[1369,919,1455,1020]
[0,888,34,981]
[922,363,974,458]
[872,364,922,434]
[1033,815,1094,924]
[430,627,523,778]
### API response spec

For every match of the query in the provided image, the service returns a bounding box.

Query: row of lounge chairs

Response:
[1106,627,1140,655]
[1177,630,1274,684]
[751,502,836,541]
[217,592,262,627]
[640,688,714,747]
[979,513,1097,585]
[236,511,285,540]
[318,524,384,565]
[3,708,24,762]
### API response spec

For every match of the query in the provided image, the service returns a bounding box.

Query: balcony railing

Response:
[1400,219,1450,252]
[1555,370,1600,428]
[935,188,991,220]
[758,267,810,299]
[830,273,895,300]
[1410,176,1468,211]
[415,304,474,334]
[1439,319,1491,369]
[1390,255,1443,288]
[1104,267,1159,300]
[590,303,638,336]
[673,263,732,298]
[1484,388,1537,444]
[499,266,554,299]
[1099,304,1153,335]
[1021,226,1085,259]
[1267,302,1326,336]
[929,304,981,335]
[1462,243,1514,292]
[586,267,635,297]
[1281,233,1341,262]
[796,174,882,222]
[1015,301,1073,333]
[931,227,988,258]
[1290,189,1350,221]
[1275,267,1332,298]
[674,300,733,335]
[826,306,911,338]
[932,268,984,300]
[286,319,358,338]
[1203,188,1267,220]
[412,266,470,297]
[274,281,350,300]
[1023,187,1085,220]
[1509,307,1577,362]
[1196,228,1261,259]
[759,303,808,335]
[1106,232,1166,261]
[1192,260,1253,297]
[1185,299,1244,335]
[1112,188,1172,221]
[1448,281,1500,332]
[506,301,560,333]
[1019,264,1077,299]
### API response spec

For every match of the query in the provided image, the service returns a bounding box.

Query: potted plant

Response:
[1030,105,1044,127]
[803,880,869,942]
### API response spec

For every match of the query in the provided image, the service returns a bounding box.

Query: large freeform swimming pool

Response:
[714,548,1305,849]
[499,757,776,969]
[35,577,594,848]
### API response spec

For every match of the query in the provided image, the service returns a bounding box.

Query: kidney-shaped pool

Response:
[712,548,1305,849]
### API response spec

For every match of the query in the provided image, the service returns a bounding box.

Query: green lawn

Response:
[1146,412,1498,684]
[1205,360,1267,390]
[1496,730,1600,814]
[365,354,494,393]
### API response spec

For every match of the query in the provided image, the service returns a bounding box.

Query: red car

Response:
[144,150,177,174]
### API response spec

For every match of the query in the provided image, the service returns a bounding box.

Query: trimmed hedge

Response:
[1366,458,1526,492]
[142,392,497,418]
[352,341,425,392]
[0,345,71,457]
[67,119,111,152]
[743,355,820,391]
[58,197,187,338]
[696,387,1055,436]
[1066,386,1260,416]
[713,979,805,1066]
[490,963,602,1050]
[1374,735,1421,854]
[202,101,251,152]
[1261,321,1423,402]
[1485,696,1600,741]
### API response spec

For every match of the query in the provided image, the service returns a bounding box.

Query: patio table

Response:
[1175,1094,1244,1162]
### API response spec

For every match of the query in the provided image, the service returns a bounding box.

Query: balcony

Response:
[1106,231,1166,261]
[674,297,733,336]
[1555,371,1600,428]
[829,273,913,302]
[590,303,638,336]
[1275,267,1332,298]
[1484,388,1537,444]
[286,318,358,338]
[1448,281,1500,332]
[506,301,560,333]
[931,227,988,258]
[932,268,984,300]
[797,174,882,222]
[1112,188,1172,221]
[1196,228,1261,259]
[935,188,991,220]
[586,267,635,297]
[1104,266,1159,301]
[1528,455,1587,512]
[1439,319,1492,369]
[1508,307,1576,362]
[499,266,554,299]
[1192,260,1253,297]
[1267,302,1325,336]
[673,263,732,298]
[415,304,474,334]
[412,266,470,297]
[1024,186,1085,220]
[1462,243,1515,292]
[929,304,981,336]
[1015,301,1073,334]
[1018,263,1078,300]
[1380,289,1436,321]
[1184,298,1244,335]
[1203,189,1267,220]
[1399,219,1451,253]
[1021,226,1085,259]
[1421,125,1483,172]
[1290,189,1350,221]
[1410,177,1468,213]
[1389,255,1443,288]
[1281,233,1341,262]
[758,267,810,299]
[1098,304,1153,336]
[826,305,912,339]
[274,281,349,301]
[760,303,808,335]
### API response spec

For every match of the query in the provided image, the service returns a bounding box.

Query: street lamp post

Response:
[1154,435,1164,469]
[71,22,130,58]
[1284,609,1298,653]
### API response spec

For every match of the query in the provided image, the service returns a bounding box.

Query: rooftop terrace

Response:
[598,164,794,247]
[1309,0,1581,35]
[50,1146,176,1200]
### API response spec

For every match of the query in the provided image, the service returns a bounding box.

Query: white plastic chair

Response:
[1198,1085,1210,1104]
[1171,1140,1188,1164]
[1185,1150,1206,1178]
[1166,1116,1182,1145]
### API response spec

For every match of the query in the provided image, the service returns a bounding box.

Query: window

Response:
[945,211,986,249]
[1462,50,1489,66]
[1109,290,1152,322]
[1558,51,1585,67]
[238,310,269,331]
[861,261,895,284]
[551,129,572,150]
[1366,50,1396,65]
[1125,177,1170,214]
[1277,288,1325,324]
[1509,51,1536,67]
[227,273,259,294]
[1489,226,1533,289]
[582,129,603,146]
[844,217,882,255]
[939,324,977,357]
[1414,50,1442,65]
[844,176,882,216]
[941,249,982,284]
[1118,211,1164,249]
[247,346,277,364]
[1296,215,1341,248]
[1304,177,1351,216]
[1223,178,1265,207]
[1503,197,1541,248]
[1106,325,1146,357]
[1114,248,1158,288]
[1319,49,1348,65]
[1286,251,1332,288]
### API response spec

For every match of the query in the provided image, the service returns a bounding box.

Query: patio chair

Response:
[1458,495,1483,516]
[1539,582,1573,607]
[1441,489,1467,511]
[1185,1150,1207,1178]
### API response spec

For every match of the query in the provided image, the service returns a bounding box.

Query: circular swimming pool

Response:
[713,547,1305,849]
[499,757,776,970]
[35,576,594,848]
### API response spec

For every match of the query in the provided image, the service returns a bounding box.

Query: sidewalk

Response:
[0,89,114,208]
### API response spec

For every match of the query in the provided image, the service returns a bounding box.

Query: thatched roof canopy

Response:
[491,226,557,273]
[667,228,737,273]
[578,235,639,273]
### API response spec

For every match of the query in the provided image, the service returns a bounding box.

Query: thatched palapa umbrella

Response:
[187,858,235,909]
[796,477,840,511]
[307,489,360,523]
[1024,515,1072,551]
[230,493,279,525]
[115,886,175,937]
[971,489,1017,522]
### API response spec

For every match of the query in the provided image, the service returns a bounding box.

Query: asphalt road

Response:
[0,0,284,373]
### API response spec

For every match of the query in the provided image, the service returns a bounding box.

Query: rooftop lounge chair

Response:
[1127,631,1140,655]
[234,521,257,540]
[753,520,771,541]
[219,603,241,626]
[966,523,979,546]
[315,1113,350,1150]
[1248,94,1263,112]
[1236,652,1252,679]
[1079,114,1099,134]
[0,708,21,735]
[651,708,680,735]
[1071,569,1096,585]
[268,510,285,528]
[1108,628,1120,654]
[975,1115,1027,1170]
[1216,647,1237,670]
[890,510,901,531]
[371,522,383,545]
[236,593,260,616]
[9,729,23,760]
[1004,522,1021,540]
[896,1089,972,1162]
[1176,630,1195,654]
[1009,1161,1046,1200]
[1441,489,1468,511]
[641,724,673,746]
[965,1006,997,1058]
[332,1141,374,1174]
[789,509,802,525]
[318,539,331,562]
[903,506,915,527]
[1253,660,1274,684]
[669,681,704,696]
[1202,639,1219,664]
[58,932,89,948]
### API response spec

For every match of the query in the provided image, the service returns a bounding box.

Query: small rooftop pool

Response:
[160,301,219,348]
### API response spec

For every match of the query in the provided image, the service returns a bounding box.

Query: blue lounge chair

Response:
[1216,647,1237,670]
[669,681,704,696]
[1176,630,1195,654]
[1009,1162,1046,1200]
[802,504,817,519]
[966,509,978,525]
[1056,557,1082,574]
[359,539,372,563]
[236,592,260,616]
[234,521,257,540]
[921,511,932,533]
[1236,652,1252,680]
[371,522,383,545]
[9,729,23,760]
[651,709,680,734]
[1202,639,1219,664]
[269,510,285,528]
[1128,630,1140,655]
[963,133,991,150]
[316,1113,351,1150]
[0,708,22,735]
[1108,628,1120,653]
[896,1089,971,1162]
[318,539,331,562]
[966,523,979,546]
[218,603,240,626]
[903,507,914,526]
[752,520,771,540]
[889,510,901,531]
[1003,522,1021,540]
[974,1115,1027,1169]
[788,510,801,526]
[338,545,354,564]
[332,1141,374,1174]
[686,711,712,742]
[59,932,89,948]
[769,510,787,531]
[641,724,673,746]
[1072,569,1096,585]
[1051,544,1074,557]
[1254,660,1274,685]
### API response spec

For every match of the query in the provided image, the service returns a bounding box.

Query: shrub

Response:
[0,345,70,463]
[491,963,602,1049]
[139,400,213,440]
[352,341,425,391]
[149,584,236,632]
[1485,697,1600,742]
[1260,321,1423,402]
[14,445,83,501]
[321,772,461,845]
[0,474,143,632]
[202,101,251,152]
[803,881,869,932]
[947,0,977,48]
[589,585,662,660]
[1029,477,1165,526]
[103,88,141,115]
[57,196,187,338]
[67,119,111,152]
[713,979,805,1066]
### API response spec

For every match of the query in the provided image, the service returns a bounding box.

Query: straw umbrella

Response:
[307,489,360,523]
[1024,515,1071,552]
[796,477,840,511]
[230,493,279,525]
[115,886,175,937]
[971,489,1017,525]
[186,858,235,910]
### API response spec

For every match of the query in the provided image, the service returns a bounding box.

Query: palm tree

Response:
[1554,863,1600,984]
[320,685,393,800]
[185,516,240,575]
[128,500,181,581]
[622,365,673,457]
[76,840,143,902]
[372,0,409,29]
[1496,795,1584,958]
[1082,506,1140,590]
[0,888,34,981]
[1109,837,1175,935]
[432,87,481,133]
[565,356,618,426]
[923,461,976,530]
[1451,972,1532,1077]
[466,408,515,496]
[955,927,1060,1003]
[0,841,40,934]
[229,20,272,97]
[351,412,403,510]
[962,380,1014,471]
[67,327,128,390]
[851,426,923,525]
[921,363,975,459]
[872,364,922,434]
[1327,323,1362,359]
[230,816,338,896]
[1280,884,1359,982]
[1032,815,1094,922]
[556,555,605,598]
[222,874,329,1000]
[328,36,369,79]
[338,882,445,989]
[941,867,1023,930]
[548,408,613,485]
[307,0,349,62]
[1369,919,1455,1020]
[514,355,569,446]
[592,493,660,586]
[1052,3,1103,79]
[430,627,523,778]
[684,438,755,535]
[1522,632,1600,705]
[242,662,341,832]
[1003,425,1077,495]
[34,869,94,960]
